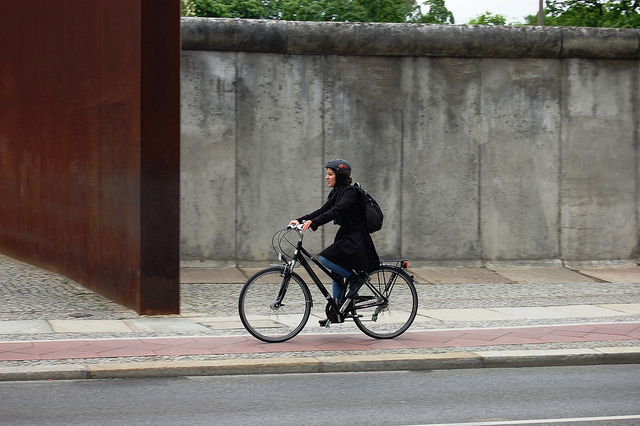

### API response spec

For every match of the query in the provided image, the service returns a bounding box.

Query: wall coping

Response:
[182,17,640,59]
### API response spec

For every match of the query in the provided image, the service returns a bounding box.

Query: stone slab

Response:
[409,267,512,285]
[0,365,89,381]
[124,318,212,333]
[595,346,640,355]
[87,358,323,379]
[595,346,640,363]
[578,266,640,283]
[411,314,439,323]
[490,306,574,319]
[598,304,640,315]
[418,308,519,322]
[0,320,53,334]
[192,317,246,330]
[548,305,632,318]
[181,267,248,284]
[477,348,603,367]
[317,352,484,372]
[49,320,134,333]
[490,266,595,284]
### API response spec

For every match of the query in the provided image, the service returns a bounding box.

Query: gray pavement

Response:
[1,253,639,380]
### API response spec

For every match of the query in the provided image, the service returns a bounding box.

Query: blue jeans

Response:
[319,256,351,299]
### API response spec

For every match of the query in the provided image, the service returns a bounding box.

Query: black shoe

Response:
[319,318,329,327]
[345,274,366,299]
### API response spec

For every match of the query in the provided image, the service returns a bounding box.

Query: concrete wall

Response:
[180,18,640,266]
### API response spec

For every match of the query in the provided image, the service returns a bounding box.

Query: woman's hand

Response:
[289,219,312,231]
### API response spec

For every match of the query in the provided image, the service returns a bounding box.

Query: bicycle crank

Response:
[325,302,344,324]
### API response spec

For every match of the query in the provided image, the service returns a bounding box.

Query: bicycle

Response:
[238,225,418,343]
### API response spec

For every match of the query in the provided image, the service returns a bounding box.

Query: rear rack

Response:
[381,259,409,269]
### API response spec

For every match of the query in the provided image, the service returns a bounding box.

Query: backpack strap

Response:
[353,183,368,229]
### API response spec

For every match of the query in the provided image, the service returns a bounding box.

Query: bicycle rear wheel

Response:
[238,267,311,343]
[352,265,418,339]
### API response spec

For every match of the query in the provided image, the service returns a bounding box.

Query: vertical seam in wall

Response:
[398,58,404,259]
[557,58,565,264]
[558,28,564,59]
[321,55,327,250]
[634,56,640,260]
[557,30,565,264]
[635,31,640,261]
[234,52,240,265]
[477,58,484,264]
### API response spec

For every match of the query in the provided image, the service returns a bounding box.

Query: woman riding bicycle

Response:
[289,159,380,326]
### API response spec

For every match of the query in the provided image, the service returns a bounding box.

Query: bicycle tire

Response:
[238,267,312,343]
[352,265,418,339]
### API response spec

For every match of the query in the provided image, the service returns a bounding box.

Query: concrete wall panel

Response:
[401,57,481,262]
[561,59,638,260]
[323,55,404,259]
[181,51,237,263]
[479,59,561,261]
[236,53,326,262]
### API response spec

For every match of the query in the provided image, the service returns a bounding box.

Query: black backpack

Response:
[354,183,384,233]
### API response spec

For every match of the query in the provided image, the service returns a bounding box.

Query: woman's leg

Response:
[318,256,351,299]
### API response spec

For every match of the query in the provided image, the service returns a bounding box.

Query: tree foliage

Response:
[183,0,640,27]
[186,0,279,19]
[183,0,413,21]
[182,0,454,23]
[468,11,507,25]
[416,0,454,23]
[525,0,640,28]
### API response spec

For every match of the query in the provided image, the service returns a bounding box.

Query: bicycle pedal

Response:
[319,318,331,327]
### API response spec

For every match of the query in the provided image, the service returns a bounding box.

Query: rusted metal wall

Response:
[0,0,180,314]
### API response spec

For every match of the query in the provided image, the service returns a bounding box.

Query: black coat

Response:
[298,185,380,273]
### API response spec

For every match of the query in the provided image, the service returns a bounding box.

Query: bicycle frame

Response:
[279,228,391,319]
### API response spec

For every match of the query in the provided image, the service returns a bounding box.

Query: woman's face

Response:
[326,168,336,187]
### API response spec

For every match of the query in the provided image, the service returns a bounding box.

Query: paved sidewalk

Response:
[1,254,640,380]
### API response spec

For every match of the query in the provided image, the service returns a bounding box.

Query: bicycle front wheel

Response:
[353,266,418,339]
[238,267,312,343]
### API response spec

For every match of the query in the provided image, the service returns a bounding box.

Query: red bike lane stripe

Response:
[1,322,638,361]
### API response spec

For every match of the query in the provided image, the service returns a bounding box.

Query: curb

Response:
[2,347,639,381]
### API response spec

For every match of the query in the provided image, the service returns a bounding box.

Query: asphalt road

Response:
[1,365,639,425]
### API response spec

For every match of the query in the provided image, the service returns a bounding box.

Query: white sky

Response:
[444,0,541,24]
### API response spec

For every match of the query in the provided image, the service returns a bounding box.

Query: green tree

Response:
[188,0,280,19]
[360,0,420,22]
[468,11,507,25]
[183,0,426,22]
[524,0,640,28]
[280,0,367,21]
[415,0,454,23]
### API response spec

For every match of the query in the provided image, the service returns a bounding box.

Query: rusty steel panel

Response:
[0,0,180,314]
